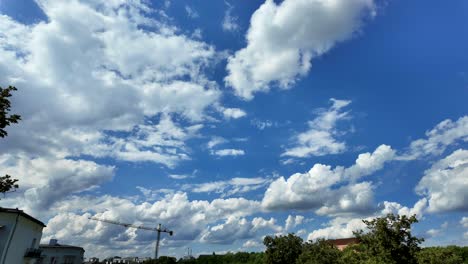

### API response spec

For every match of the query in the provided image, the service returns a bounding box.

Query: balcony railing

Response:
[24,248,42,258]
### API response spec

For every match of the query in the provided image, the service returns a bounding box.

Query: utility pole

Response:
[88,217,173,260]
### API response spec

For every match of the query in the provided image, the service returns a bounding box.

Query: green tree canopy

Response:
[263,233,303,264]
[353,214,424,264]
[296,239,343,264]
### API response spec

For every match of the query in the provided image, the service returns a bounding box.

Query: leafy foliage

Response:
[296,239,342,264]
[0,85,21,196]
[0,174,19,194]
[0,86,21,138]
[263,233,303,264]
[353,214,424,264]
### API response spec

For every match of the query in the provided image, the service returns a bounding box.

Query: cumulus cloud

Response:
[307,199,427,241]
[200,216,281,244]
[0,0,223,168]
[225,0,376,99]
[461,217,468,228]
[400,116,468,160]
[263,144,395,213]
[284,215,305,231]
[307,217,367,241]
[38,192,261,257]
[0,154,114,211]
[415,149,468,213]
[221,107,247,119]
[282,98,351,158]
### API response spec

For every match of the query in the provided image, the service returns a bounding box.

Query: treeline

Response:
[141,214,468,264]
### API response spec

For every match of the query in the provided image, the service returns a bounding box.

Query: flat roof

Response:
[40,244,85,252]
[0,207,46,227]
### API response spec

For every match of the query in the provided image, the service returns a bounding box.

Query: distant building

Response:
[0,207,46,264]
[40,239,85,264]
[84,257,99,263]
[327,237,360,250]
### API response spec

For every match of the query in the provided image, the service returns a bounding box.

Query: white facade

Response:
[0,208,45,264]
[40,240,85,264]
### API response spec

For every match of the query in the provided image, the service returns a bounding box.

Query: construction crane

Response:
[88,216,173,259]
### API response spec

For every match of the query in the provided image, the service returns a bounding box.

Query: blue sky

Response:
[0,0,467,259]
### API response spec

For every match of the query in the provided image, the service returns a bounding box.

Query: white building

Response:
[40,239,85,264]
[0,207,46,264]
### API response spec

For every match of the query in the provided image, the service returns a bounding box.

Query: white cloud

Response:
[222,107,247,119]
[225,0,376,99]
[207,136,228,149]
[307,199,427,241]
[242,239,263,249]
[185,5,199,19]
[307,217,367,241]
[263,144,395,214]
[0,0,222,167]
[380,199,427,219]
[183,177,270,197]
[222,2,240,32]
[400,116,468,160]
[415,149,468,213]
[212,149,245,157]
[168,174,190,180]
[251,119,275,130]
[461,217,468,228]
[38,192,261,257]
[200,216,281,244]
[282,98,351,158]
[0,153,114,211]
[284,215,304,231]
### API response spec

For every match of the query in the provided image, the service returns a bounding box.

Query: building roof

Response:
[40,243,85,252]
[327,237,359,246]
[0,207,46,227]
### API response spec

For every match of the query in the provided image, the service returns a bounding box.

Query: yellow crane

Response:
[88,216,173,259]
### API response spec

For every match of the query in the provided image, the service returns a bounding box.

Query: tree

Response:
[353,214,424,264]
[296,239,343,264]
[263,233,303,264]
[417,247,463,264]
[0,85,21,195]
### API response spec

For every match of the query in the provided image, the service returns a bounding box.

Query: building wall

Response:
[41,247,84,264]
[0,213,44,264]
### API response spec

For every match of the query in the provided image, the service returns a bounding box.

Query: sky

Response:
[0,0,467,260]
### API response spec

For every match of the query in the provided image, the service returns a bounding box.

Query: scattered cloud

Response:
[221,107,247,119]
[38,192,261,257]
[183,177,270,197]
[250,119,275,130]
[0,0,222,168]
[400,116,468,160]
[212,149,245,157]
[282,98,351,158]
[0,154,114,211]
[207,136,228,149]
[284,215,305,231]
[200,216,281,244]
[225,0,376,99]
[415,149,468,213]
[263,144,395,213]
[222,2,240,32]
[185,5,199,19]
